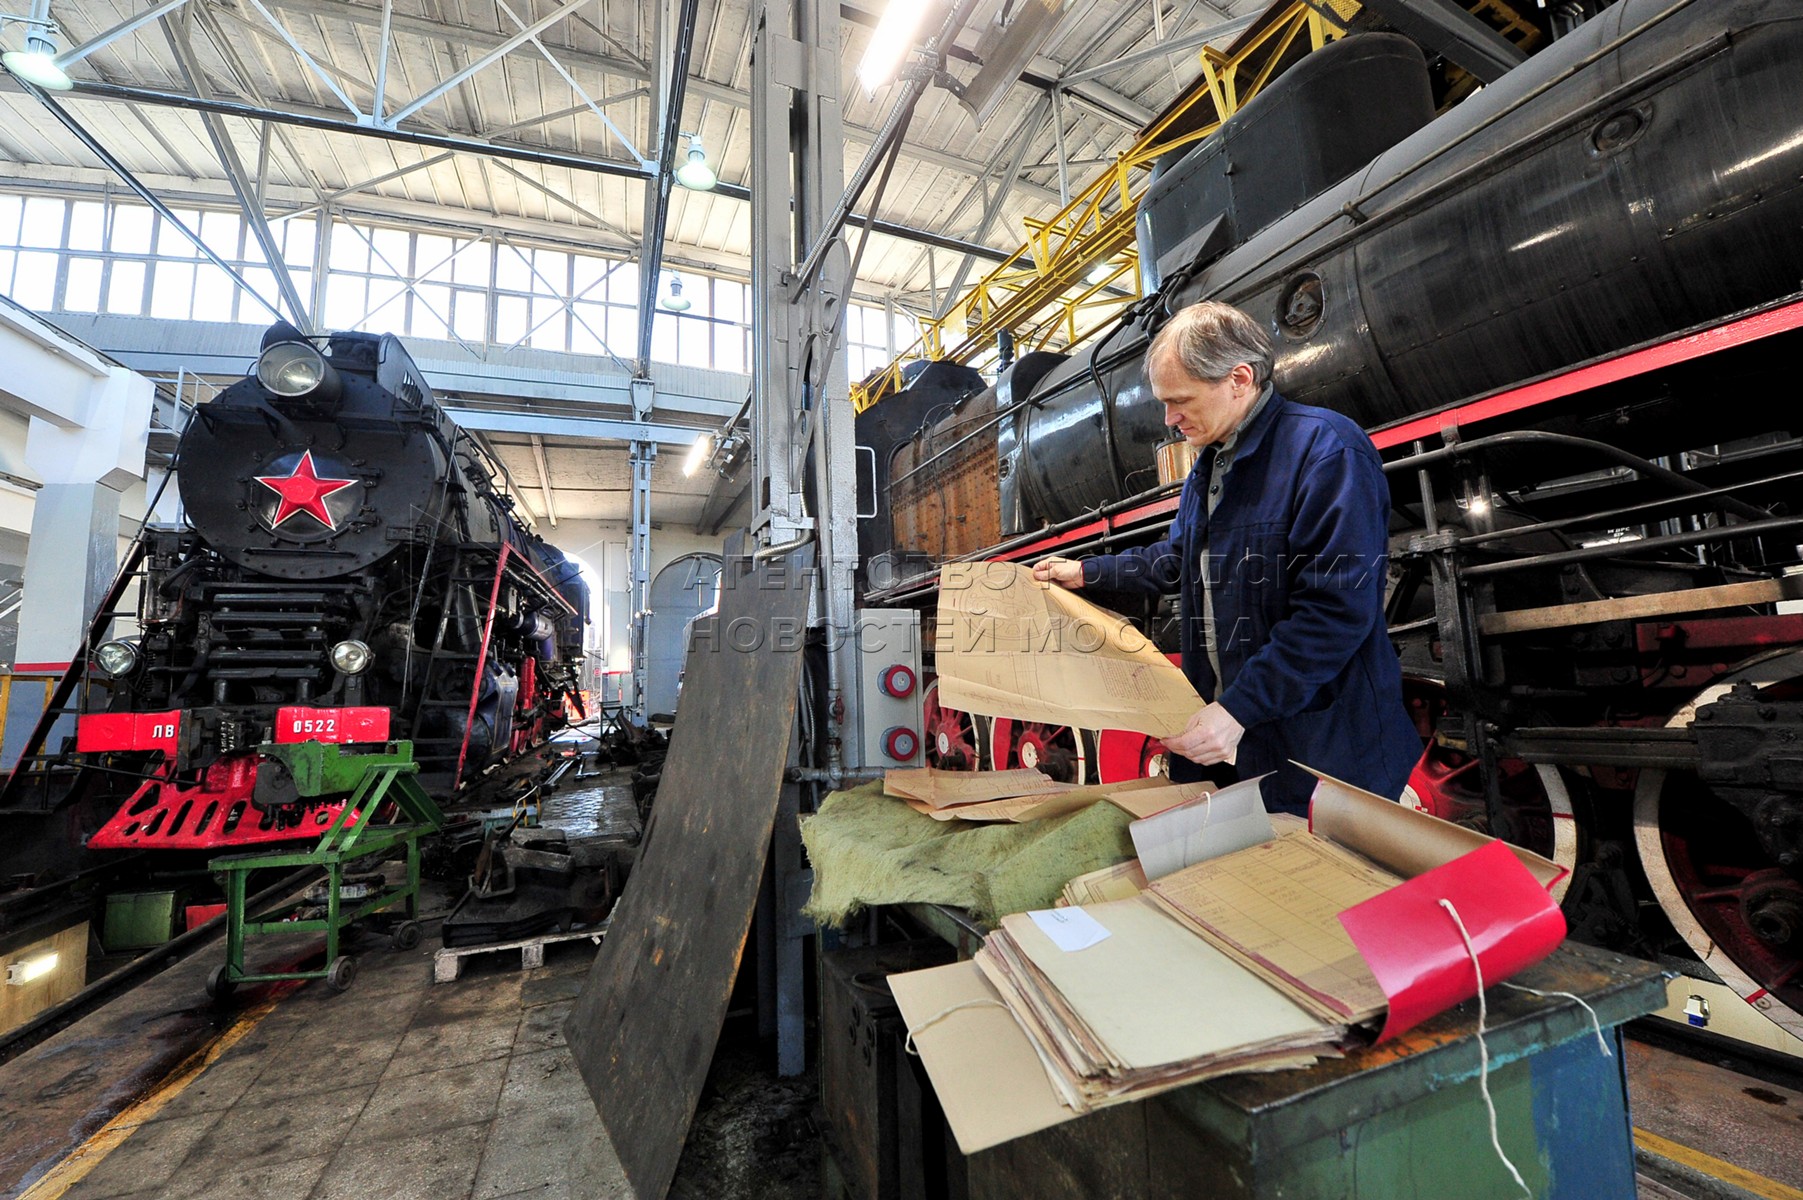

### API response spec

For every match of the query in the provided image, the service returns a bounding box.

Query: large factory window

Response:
[0,193,314,325]
[0,190,760,376]
[648,274,752,373]
[843,302,919,381]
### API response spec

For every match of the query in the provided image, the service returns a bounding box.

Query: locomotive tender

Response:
[858,0,1803,1042]
[73,323,589,850]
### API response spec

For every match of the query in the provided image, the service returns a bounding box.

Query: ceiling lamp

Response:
[682,432,714,478]
[661,275,692,312]
[857,0,934,95]
[675,133,716,192]
[1,13,71,91]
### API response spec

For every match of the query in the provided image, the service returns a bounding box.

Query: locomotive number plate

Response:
[77,710,183,754]
[273,706,391,745]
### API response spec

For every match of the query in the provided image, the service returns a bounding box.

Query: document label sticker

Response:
[1029,907,1112,952]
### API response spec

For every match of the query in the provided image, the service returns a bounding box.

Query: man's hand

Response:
[1164,703,1245,766]
[1032,555,1085,589]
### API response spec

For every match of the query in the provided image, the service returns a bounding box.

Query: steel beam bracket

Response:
[629,377,655,421]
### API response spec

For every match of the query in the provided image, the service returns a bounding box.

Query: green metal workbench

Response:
[206,742,444,998]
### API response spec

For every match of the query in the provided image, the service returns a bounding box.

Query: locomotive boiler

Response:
[858,0,1803,1045]
[62,323,589,851]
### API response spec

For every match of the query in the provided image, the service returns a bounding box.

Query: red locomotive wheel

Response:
[922,681,983,772]
[1095,729,1170,784]
[990,718,1087,784]
[1635,651,1803,1040]
[1400,680,1577,902]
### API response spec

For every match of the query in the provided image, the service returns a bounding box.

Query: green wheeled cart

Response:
[206,741,445,998]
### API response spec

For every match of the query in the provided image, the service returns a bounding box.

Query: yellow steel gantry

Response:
[850,0,1540,413]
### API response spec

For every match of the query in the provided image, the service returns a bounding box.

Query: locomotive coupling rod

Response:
[1384,431,1770,524]
[1500,725,1698,769]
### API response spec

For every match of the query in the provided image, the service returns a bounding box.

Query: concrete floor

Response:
[45,929,630,1200]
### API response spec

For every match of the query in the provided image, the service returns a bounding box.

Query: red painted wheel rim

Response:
[991,718,1085,783]
[922,681,980,771]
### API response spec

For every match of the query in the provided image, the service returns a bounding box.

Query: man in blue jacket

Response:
[1033,300,1419,815]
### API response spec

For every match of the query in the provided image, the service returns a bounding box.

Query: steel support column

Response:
[748,0,861,1079]
[627,440,655,723]
[635,0,702,375]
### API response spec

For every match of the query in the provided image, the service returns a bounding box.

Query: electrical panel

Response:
[851,608,923,771]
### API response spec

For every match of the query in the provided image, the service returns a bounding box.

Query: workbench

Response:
[892,904,1668,1200]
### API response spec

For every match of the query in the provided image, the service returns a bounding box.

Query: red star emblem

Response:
[255,451,357,530]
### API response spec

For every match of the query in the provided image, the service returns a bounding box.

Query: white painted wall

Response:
[542,519,729,705]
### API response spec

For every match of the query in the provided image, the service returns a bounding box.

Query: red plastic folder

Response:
[1337,840,1567,1042]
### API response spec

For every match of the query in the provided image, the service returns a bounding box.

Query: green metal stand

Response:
[207,744,445,997]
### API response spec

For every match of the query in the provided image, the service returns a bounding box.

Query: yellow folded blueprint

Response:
[934,562,1202,739]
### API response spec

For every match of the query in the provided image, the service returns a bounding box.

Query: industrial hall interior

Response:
[0,0,1801,1197]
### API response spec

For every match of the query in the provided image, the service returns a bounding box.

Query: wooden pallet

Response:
[431,921,609,983]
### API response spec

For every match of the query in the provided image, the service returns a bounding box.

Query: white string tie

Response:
[1439,897,1533,1200]
[904,999,1006,1056]
[1501,981,1613,1059]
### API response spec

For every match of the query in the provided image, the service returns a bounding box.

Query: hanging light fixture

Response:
[675,133,716,192]
[683,432,714,478]
[0,11,72,91]
[661,274,692,312]
[857,0,933,95]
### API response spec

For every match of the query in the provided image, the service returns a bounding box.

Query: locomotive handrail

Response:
[1383,430,1771,523]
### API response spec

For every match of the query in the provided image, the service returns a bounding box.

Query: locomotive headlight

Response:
[257,341,333,398]
[94,640,140,677]
[330,640,373,675]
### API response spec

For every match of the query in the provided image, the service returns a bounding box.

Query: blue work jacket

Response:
[1082,392,1420,814]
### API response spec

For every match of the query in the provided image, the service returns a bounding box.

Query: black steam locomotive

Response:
[71,323,588,851]
[858,0,1803,1044]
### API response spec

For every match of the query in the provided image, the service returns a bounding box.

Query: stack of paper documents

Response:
[883,766,1067,809]
[976,898,1342,1108]
[883,767,1184,824]
[1146,831,1399,1025]
[889,767,1573,1155]
[1059,859,1148,906]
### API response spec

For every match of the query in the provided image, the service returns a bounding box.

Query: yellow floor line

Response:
[17,996,282,1200]
[1635,1127,1803,1200]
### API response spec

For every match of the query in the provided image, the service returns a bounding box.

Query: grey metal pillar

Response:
[748,0,857,1078]
[628,439,655,723]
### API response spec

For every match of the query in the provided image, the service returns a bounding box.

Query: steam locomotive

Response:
[857,0,1803,1044]
[69,323,588,850]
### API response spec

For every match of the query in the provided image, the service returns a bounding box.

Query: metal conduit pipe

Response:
[1381,430,1771,523]
[1459,513,1803,579]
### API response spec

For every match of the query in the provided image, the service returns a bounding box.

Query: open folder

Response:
[889,767,1569,1155]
